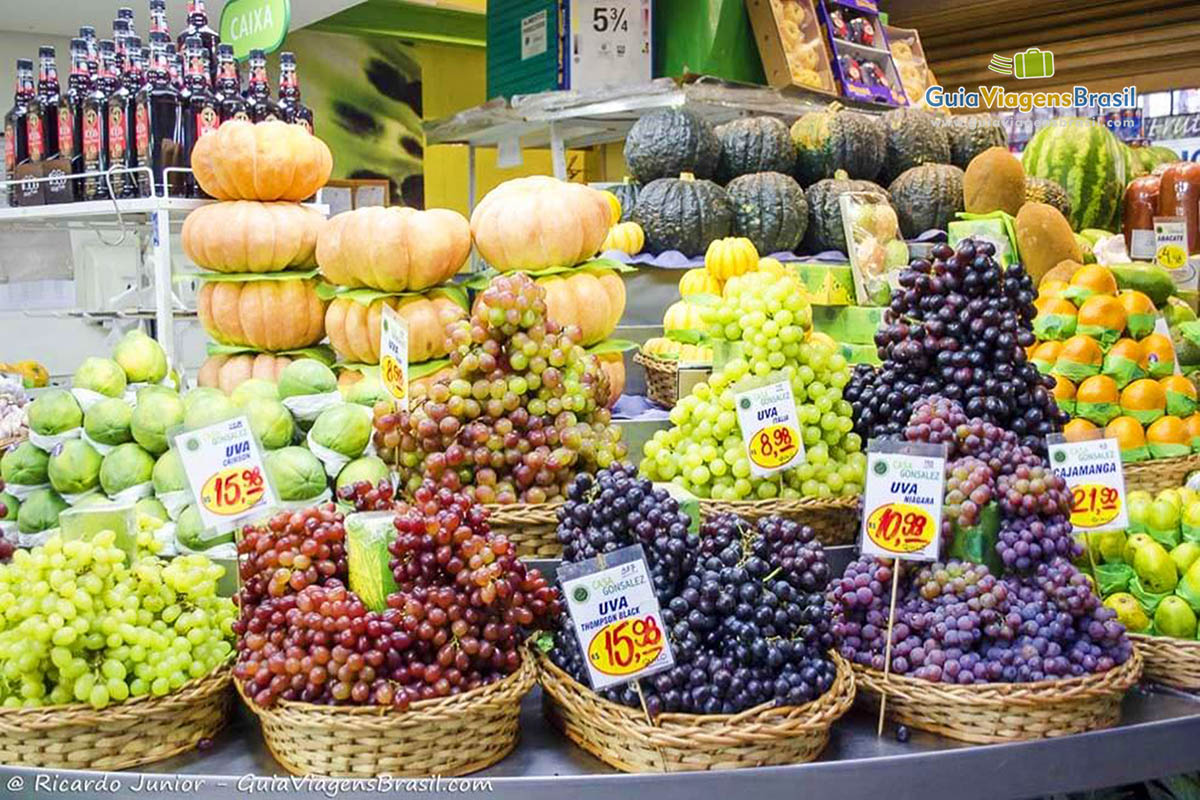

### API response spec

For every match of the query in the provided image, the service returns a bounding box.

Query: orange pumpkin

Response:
[316,206,471,292]
[535,270,626,346]
[182,201,324,273]
[197,353,293,394]
[190,120,332,201]
[470,177,612,271]
[197,278,327,351]
[595,351,625,409]
[325,292,467,365]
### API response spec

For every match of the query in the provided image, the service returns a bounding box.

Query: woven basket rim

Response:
[0,434,25,449]
[237,651,536,719]
[534,646,856,734]
[1129,632,1200,650]
[0,665,232,726]
[633,351,684,369]
[699,496,861,511]
[1124,453,1200,474]
[851,647,1142,706]
[482,501,564,525]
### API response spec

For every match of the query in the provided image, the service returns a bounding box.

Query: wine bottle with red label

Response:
[60,38,91,199]
[246,49,281,123]
[79,26,99,77]
[214,44,248,124]
[107,35,142,198]
[27,46,60,164]
[182,35,217,198]
[177,0,220,86]
[139,32,184,196]
[4,59,34,205]
[277,52,313,134]
[82,41,117,200]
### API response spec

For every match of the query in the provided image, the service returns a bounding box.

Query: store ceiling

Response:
[887,0,1200,95]
[0,0,365,38]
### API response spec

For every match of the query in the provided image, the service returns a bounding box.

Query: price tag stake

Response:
[380,304,410,413]
[173,415,277,534]
[1046,433,1129,533]
[734,374,806,477]
[859,439,947,736]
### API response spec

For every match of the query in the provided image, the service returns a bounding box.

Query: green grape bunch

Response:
[641,271,865,500]
[0,532,235,709]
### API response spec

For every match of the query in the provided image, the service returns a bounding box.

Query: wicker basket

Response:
[699,496,861,546]
[0,667,232,770]
[1124,453,1200,494]
[851,649,1142,744]
[483,502,563,557]
[535,647,855,772]
[633,351,713,409]
[239,654,536,777]
[1130,633,1200,690]
[0,434,25,451]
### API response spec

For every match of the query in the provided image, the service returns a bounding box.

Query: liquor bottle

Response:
[213,44,248,124]
[137,34,183,196]
[82,41,117,200]
[60,38,90,199]
[28,46,61,163]
[166,44,182,90]
[177,0,219,85]
[245,49,280,123]
[108,36,142,198]
[113,19,132,77]
[80,26,98,76]
[149,0,170,38]
[118,7,138,39]
[182,36,218,197]
[4,59,34,205]
[277,52,313,133]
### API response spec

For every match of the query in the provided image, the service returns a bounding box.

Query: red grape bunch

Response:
[374,273,625,505]
[232,485,560,709]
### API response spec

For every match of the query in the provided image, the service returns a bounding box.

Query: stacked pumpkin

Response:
[183,121,334,393]
[315,204,472,396]
[1033,263,1198,463]
[470,176,629,407]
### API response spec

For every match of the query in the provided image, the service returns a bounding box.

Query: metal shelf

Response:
[3,684,1198,799]
[0,196,211,225]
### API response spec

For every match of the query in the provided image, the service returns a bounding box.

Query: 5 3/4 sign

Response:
[592,5,630,31]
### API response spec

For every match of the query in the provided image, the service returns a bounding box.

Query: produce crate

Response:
[484,502,564,557]
[535,647,855,772]
[1130,633,1200,690]
[238,655,535,777]
[850,650,1142,744]
[0,667,233,770]
[1123,454,1200,494]
[699,496,861,546]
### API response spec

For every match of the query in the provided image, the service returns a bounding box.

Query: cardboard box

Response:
[745,0,836,94]
[812,305,886,344]
[792,261,856,305]
[487,0,652,100]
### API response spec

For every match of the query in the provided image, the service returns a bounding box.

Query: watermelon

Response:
[1022,122,1125,232]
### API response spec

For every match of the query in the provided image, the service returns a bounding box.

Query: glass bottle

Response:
[277,52,313,133]
[118,7,138,38]
[60,38,91,197]
[166,44,182,91]
[137,34,183,196]
[112,19,131,77]
[4,59,34,204]
[213,44,248,124]
[177,0,219,85]
[245,49,280,123]
[82,41,117,200]
[80,26,98,77]
[28,46,61,163]
[108,36,143,197]
[149,0,170,38]
[182,35,217,197]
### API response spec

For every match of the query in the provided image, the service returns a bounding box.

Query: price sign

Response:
[860,440,945,561]
[173,415,277,533]
[559,544,674,690]
[1047,434,1128,532]
[734,376,805,477]
[1155,217,1189,271]
[380,303,409,412]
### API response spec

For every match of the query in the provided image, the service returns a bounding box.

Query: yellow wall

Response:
[415,42,591,215]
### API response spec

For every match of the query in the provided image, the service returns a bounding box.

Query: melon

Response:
[1022,121,1125,231]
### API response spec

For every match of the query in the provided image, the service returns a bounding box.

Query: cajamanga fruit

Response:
[1063,417,1098,442]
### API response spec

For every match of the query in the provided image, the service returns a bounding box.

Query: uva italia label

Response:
[174,415,278,533]
[379,304,409,412]
[860,441,945,562]
[560,544,674,690]
[1047,435,1128,532]
[734,377,805,478]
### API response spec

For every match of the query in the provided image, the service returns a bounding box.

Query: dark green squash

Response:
[624,108,721,183]
[803,170,889,254]
[726,171,807,254]
[632,175,733,256]
[880,107,951,185]
[790,106,886,186]
[715,117,796,183]
[605,180,640,223]
[947,114,1009,169]
[888,163,965,237]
